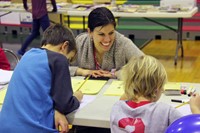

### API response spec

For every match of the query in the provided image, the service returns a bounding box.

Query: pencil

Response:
[58,124,72,131]
[76,75,91,91]
[175,101,189,108]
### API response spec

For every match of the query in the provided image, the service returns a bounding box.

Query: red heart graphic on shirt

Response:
[118,117,145,133]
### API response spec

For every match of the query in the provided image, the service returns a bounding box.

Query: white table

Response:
[0,80,199,128]
[67,80,118,128]
[66,80,200,128]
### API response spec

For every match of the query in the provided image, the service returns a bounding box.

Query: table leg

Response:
[83,16,86,31]
[60,14,63,25]
[174,18,184,65]
[67,15,70,27]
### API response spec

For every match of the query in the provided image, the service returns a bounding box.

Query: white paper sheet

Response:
[0,69,13,85]
[76,95,96,112]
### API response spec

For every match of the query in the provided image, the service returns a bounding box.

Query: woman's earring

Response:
[91,37,93,42]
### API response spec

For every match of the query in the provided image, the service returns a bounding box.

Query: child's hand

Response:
[189,93,200,114]
[74,91,83,102]
[54,110,69,133]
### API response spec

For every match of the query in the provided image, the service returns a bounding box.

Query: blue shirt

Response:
[0,48,79,133]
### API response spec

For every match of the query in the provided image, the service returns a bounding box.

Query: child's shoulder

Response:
[153,102,175,111]
[112,100,130,109]
[46,49,66,61]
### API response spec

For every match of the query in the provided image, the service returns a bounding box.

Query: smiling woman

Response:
[70,7,144,79]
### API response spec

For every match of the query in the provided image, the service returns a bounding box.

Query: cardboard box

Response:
[48,13,61,24]
[160,0,196,9]
[20,12,32,24]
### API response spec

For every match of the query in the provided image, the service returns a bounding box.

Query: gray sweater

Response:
[110,101,183,133]
[70,31,144,78]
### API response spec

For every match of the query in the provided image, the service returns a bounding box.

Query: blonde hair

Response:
[122,55,167,101]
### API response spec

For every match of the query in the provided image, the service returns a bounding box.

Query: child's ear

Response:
[87,28,93,39]
[60,41,68,51]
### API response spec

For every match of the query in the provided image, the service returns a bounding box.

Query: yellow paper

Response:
[164,82,181,91]
[104,80,124,96]
[0,88,7,104]
[71,79,107,95]
[71,79,85,92]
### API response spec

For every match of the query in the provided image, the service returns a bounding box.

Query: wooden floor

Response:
[142,40,200,83]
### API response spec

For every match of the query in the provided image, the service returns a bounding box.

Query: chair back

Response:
[3,48,19,70]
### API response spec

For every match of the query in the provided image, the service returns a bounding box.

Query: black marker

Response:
[171,99,188,103]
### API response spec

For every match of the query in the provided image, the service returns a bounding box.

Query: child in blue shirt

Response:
[0,24,83,133]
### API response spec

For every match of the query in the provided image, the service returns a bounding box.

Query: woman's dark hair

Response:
[88,7,116,32]
[41,24,76,53]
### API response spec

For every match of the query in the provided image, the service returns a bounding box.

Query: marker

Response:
[180,89,187,95]
[180,86,187,95]
[188,88,196,97]
[171,99,189,103]
[187,86,193,95]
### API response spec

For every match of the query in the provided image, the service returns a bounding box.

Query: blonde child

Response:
[110,55,183,133]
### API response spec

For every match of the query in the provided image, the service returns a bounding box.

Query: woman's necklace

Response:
[96,53,103,64]
[93,49,103,70]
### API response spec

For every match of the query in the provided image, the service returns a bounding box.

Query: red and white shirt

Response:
[110,100,183,133]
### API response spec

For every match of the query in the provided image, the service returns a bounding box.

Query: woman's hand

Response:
[91,69,110,78]
[76,68,109,77]
[76,68,117,78]
[76,68,92,76]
